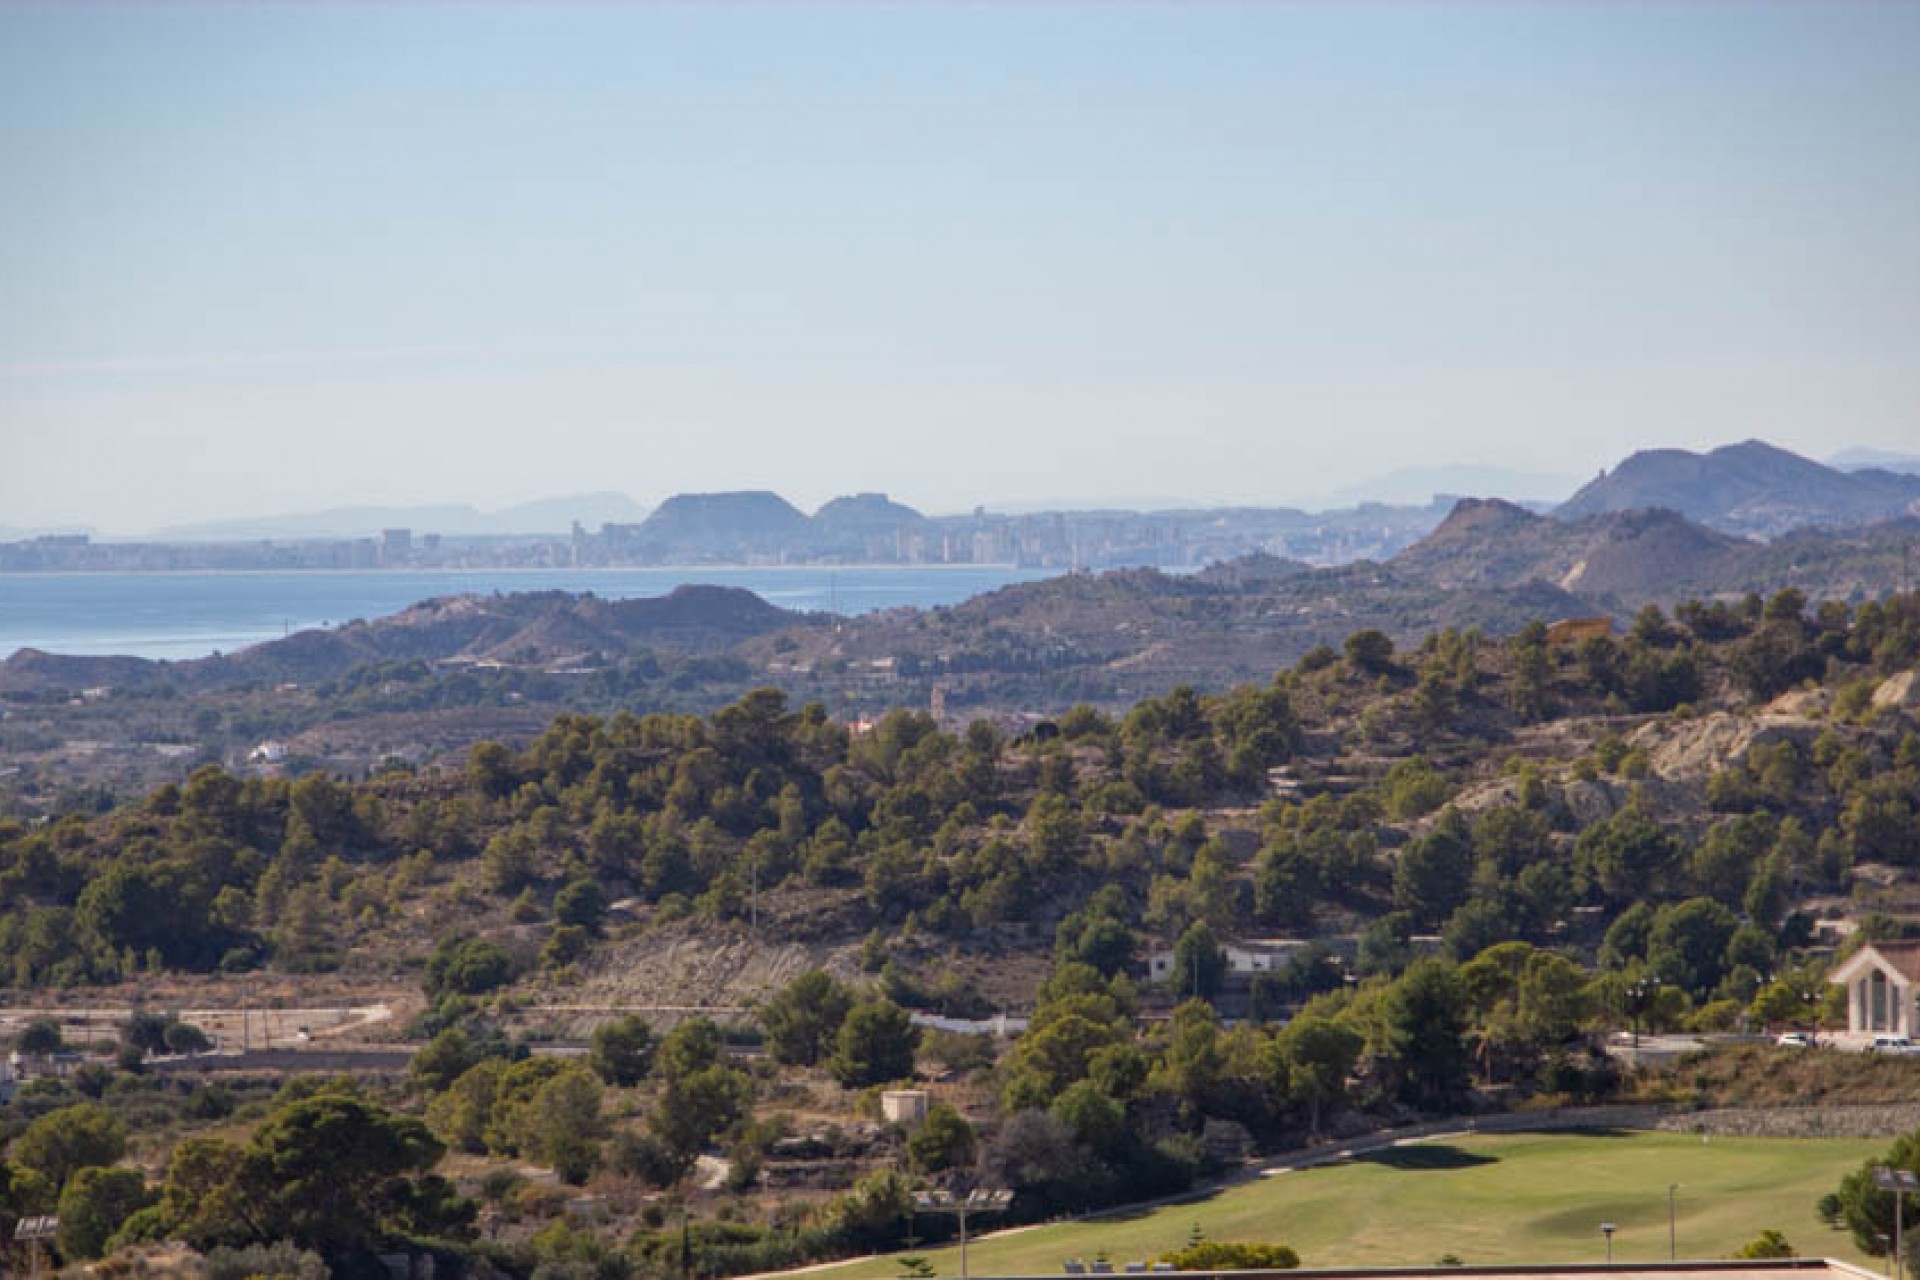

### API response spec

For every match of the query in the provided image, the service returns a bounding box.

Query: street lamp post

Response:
[915,1187,1013,1279]
[1626,975,1661,1050]
[14,1215,57,1278]
[1601,1223,1617,1265]
[1873,1168,1918,1280]
[1669,1184,1680,1260]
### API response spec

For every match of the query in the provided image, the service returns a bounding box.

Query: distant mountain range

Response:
[1555,440,1920,537]
[10,484,1915,709]
[1404,498,1917,602]
[13,439,1913,585]
[0,524,93,541]
[1307,463,1578,510]
[131,469,1580,543]
[80,440,1920,554]
[1830,447,1920,477]
[150,493,652,540]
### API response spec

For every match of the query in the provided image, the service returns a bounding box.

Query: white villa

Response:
[1147,938,1308,985]
[1828,940,1920,1037]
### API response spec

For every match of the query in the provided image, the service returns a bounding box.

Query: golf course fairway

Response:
[813,1131,1889,1279]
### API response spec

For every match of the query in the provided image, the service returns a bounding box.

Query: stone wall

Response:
[1652,1104,1920,1139]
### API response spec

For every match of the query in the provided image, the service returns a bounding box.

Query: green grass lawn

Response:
[817,1131,1886,1279]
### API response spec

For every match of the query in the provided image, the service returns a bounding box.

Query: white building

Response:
[1147,938,1308,985]
[1828,940,1920,1037]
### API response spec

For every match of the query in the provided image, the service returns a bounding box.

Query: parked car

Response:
[1776,1032,1814,1048]
[1868,1035,1920,1055]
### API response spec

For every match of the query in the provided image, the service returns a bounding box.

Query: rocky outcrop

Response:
[1872,671,1920,711]
[1626,712,1825,782]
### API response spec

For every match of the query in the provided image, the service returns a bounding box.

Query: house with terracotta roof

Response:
[1827,939,1920,1037]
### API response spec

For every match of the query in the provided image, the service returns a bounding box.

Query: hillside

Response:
[1557,440,1920,537]
[1395,501,1745,598]
[6,587,1920,1279]
[0,584,805,697]
[811,493,927,533]
[734,563,1600,717]
[1398,499,1919,605]
[6,498,1918,799]
[627,490,813,560]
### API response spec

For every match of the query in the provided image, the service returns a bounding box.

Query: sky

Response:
[2,2,1917,534]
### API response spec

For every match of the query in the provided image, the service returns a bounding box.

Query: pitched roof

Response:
[1872,941,1920,982]
[1833,940,1920,985]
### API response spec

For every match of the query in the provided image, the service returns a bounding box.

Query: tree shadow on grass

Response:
[1083,1186,1230,1224]
[1353,1143,1499,1171]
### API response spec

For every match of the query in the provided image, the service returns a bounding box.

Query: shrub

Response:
[1157,1241,1301,1270]
[1732,1230,1796,1259]
[202,1242,329,1280]
[425,934,515,999]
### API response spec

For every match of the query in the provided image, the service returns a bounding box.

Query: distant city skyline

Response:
[3,3,1917,534]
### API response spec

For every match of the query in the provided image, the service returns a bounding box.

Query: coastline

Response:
[0,562,1032,577]
[0,564,1059,662]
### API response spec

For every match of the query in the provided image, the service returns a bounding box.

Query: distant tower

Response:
[930,682,948,726]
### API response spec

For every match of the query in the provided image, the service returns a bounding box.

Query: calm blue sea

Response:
[0,567,1057,661]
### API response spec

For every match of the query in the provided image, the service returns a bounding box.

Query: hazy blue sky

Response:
[3,2,1917,533]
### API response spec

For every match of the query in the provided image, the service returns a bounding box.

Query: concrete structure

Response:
[909,1011,1029,1038]
[1828,940,1920,1036]
[880,1089,930,1125]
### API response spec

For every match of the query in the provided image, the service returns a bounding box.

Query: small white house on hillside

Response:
[1148,938,1308,985]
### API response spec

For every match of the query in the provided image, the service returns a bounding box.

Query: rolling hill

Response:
[1556,440,1920,537]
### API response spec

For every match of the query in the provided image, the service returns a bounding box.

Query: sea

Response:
[0,566,1058,662]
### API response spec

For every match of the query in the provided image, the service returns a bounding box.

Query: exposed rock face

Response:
[1873,671,1920,710]
[1764,687,1833,717]
[1625,712,1824,781]
[563,924,862,1023]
